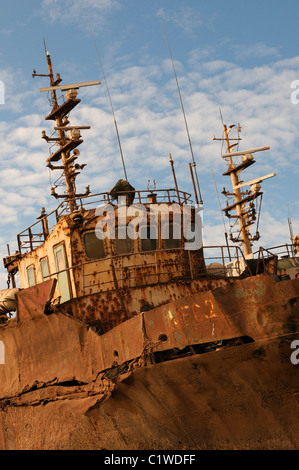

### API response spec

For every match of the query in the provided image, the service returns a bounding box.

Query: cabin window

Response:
[27,265,36,287]
[140,225,157,252]
[53,244,71,303]
[40,257,50,281]
[115,229,133,254]
[84,231,105,259]
[163,223,181,249]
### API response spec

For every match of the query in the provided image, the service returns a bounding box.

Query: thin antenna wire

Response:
[84,10,128,181]
[219,107,225,156]
[43,38,47,55]
[212,169,226,229]
[219,106,224,126]
[255,193,263,236]
[164,25,203,204]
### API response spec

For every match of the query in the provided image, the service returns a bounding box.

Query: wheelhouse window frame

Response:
[162,221,181,250]
[53,242,72,303]
[115,228,134,255]
[26,264,36,287]
[139,224,158,252]
[40,256,50,281]
[83,230,106,260]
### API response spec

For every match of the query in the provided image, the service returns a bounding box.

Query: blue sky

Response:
[0,0,299,288]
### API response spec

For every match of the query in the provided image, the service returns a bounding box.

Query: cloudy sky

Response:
[0,0,298,289]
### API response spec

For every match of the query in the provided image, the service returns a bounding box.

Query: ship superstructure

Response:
[3,50,233,332]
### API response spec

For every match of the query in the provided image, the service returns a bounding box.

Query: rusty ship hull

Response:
[0,272,298,450]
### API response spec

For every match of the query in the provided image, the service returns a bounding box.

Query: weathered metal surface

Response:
[17,216,76,304]
[90,273,299,364]
[86,335,299,450]
[15,200,256,335]
[15,279,56,320]
[16,208,209,315]
[0,332,297,450]
[150,275,298,348]
[57,276,230,331]
[0,273,297,449]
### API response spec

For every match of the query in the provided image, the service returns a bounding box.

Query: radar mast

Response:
[214,121,275,259]
[32,44,100,213]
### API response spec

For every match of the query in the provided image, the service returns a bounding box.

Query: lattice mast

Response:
[33,45,100,212]
[214,122,275,259]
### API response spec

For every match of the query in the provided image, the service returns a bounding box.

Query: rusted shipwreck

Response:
[0,51,298,450]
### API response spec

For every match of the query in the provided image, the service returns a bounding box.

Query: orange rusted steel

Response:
[0,272,298,449]
[15,279,57,320]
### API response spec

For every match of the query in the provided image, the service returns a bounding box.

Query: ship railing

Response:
[203,245,251,277]
[71,188,192,210]
[254,246,278,275]
[253,244,298,276]
[254,243,297,259]
[16,188,192,254]
[16,204,65,253]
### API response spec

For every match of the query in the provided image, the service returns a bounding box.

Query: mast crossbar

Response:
[40,80,101,92]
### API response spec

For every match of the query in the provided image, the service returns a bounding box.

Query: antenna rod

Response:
[84,10,128,181]
[164,25,203,204]
[169,153,181,203]
[219,107,224,126]
[43,38,58,109]
[189,163,199,205]
[43,38,47,56]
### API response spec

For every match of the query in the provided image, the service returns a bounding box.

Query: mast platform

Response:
[47,139,83,164]
[45,98,81,121]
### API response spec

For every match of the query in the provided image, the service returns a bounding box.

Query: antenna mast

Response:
[213,120,275,259]
[84,10,128,181]
[164,26,203,205]
[33,43,100,212]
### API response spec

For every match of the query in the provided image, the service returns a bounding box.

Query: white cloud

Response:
[232,42,281,61]
[157,6,206,35]
[41,0,121,25]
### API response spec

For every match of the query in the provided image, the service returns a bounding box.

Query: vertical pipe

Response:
[189,163,199,204]
[169,153,181,203]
